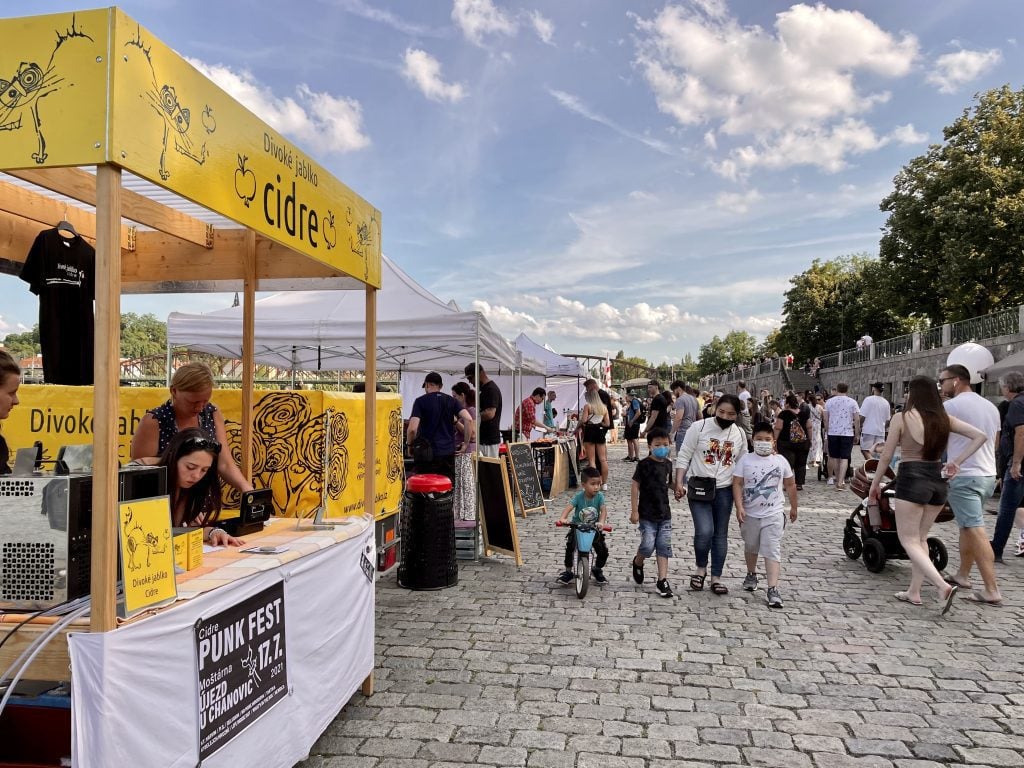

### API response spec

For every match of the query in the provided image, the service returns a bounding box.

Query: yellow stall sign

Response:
[119,495,177,616]
[0,8,381,285]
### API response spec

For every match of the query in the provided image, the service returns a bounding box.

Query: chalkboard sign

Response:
[506,442,547,515]
[476,456,522,565]
[565,438,581,487]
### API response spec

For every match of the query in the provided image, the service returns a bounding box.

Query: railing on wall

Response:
[702,304,1024,383]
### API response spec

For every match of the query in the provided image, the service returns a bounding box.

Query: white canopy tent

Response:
[167,255,542,375]
[514,333,588,377]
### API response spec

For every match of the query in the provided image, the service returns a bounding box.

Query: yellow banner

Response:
[0,9,110,170]
[108,9,381,285]
[119,495,177,616]
[2,385,402,519]
[323,393,404,521]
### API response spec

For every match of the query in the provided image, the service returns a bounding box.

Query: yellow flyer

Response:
[118,496,177,616]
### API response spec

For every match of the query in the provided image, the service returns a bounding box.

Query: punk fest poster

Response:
[195,582,288,760]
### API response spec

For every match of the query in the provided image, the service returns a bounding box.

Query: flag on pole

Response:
[603,355,611,388]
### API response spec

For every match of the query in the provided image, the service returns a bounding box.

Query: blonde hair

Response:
[170,362,215,393]
[585,390,607,418]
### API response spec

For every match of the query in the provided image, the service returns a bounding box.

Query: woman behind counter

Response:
[133,427,243,547]
[0,350,21,474]
[131,362,253,493]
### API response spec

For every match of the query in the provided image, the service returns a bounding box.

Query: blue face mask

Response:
[652,446,671,459]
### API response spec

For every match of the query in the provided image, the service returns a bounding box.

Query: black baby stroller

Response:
[843,459,949,573]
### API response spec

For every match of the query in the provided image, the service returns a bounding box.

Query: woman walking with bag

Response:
[869,376,986,614]
[674,393,747,594]
[581,389,611,491]
[775,394,811,490]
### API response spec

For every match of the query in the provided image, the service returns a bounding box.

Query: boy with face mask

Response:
[732,422,798,608]
[630,427,675,597]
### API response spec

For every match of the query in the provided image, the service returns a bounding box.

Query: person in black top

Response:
[0,351,21,475]
[644,380,672,434]
[407,372,473,479]
[774,393,811,489]
[630,427,674,597]
[20,227,96,385]
[465,363,502,458]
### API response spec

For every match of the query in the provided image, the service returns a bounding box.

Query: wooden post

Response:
[90,165,121,632]
[241,230,256,480]
[365,286,377,518]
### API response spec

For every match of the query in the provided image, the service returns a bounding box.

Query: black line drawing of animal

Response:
[124,26,214,181]
[0,15,93,164]
[123,512,168,571]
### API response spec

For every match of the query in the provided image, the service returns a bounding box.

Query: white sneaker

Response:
[827,478,835,486]
[601,484,608,491]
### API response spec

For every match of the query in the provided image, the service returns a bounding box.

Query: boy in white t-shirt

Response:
[732,422,798,608]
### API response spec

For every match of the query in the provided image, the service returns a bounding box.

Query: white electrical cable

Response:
[0,596,92,684]
[0,603,91,719]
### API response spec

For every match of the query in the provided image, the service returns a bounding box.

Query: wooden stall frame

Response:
[0,8,381,699]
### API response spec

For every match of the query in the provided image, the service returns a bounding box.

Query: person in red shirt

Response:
[514,387,552,441]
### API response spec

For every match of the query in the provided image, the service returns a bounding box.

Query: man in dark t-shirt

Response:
[465,363,503,458]
[644,380,672,434]
[20,228,96,385]
[407,371,473,479]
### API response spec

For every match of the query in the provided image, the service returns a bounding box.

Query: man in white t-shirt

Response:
[940,364,1003,604]
[859,382,891,459]
[822,383,860,489]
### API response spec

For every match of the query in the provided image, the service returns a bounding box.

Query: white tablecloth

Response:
[68,524,375,768]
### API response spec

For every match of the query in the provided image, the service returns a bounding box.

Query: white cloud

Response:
[634,3,919,174]
[402,49,466,103]
[927,48,1002,93]
[452,0,517,46]
[548,88,675,155]
[188,59,369,153]
[715,188,761,213]
[530,10,555,45]
[888,123,927,144]
[335,0,440,36]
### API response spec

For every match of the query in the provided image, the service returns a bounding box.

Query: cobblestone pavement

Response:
[299,443,1024,768]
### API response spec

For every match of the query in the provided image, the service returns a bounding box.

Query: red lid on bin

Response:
[406,473,453,493]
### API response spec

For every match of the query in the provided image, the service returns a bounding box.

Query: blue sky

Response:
[2,1,1022,363]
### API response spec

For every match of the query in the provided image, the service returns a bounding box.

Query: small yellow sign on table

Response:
[119,496,177,617]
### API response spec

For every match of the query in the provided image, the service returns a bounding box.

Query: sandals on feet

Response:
[689,573,706,591]
[894,591,922,606]
[941,584,958,616]
[710,581,729,595]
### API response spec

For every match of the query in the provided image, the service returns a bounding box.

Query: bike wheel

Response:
[575,552,590,599]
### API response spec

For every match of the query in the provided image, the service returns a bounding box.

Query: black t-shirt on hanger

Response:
[20,228,96,385]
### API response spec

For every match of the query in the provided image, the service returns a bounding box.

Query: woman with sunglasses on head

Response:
[132,427,244,547]
[869,376,985,614]
[131,362,253,494]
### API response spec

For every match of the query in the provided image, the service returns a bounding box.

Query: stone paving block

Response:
[357,738,423,758]
[510,730,567,750]
[954,746,1024,765]
[526,750,576,768]
[810,754,895,768]
[673,742,743,762]
[415,742,481,762]
[743,746,814,768]
[576,754,645,768]
[476,746,528,766]
[699,727,752,746]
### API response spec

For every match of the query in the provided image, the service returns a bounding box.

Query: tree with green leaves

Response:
[880,84,1024,324]
[0,326,39,359]
[120,313,167,360]
[773,254,915,363]
[697,330,757,376]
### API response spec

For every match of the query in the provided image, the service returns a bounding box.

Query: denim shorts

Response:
[946,475,996,528]
[894,460,947,506]
[638,518,672,558]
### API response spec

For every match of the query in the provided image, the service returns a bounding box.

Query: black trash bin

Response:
[398,473,458,590]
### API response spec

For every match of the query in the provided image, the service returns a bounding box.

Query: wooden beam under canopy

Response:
[7,167,213,249]
[0,179,135,251]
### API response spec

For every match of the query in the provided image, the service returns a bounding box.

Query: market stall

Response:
[0,7,382,767]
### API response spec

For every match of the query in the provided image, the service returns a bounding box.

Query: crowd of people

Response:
[555,371,1024,612]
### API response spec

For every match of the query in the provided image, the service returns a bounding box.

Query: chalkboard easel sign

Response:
[476,456,523,566]
[505,442,547,516]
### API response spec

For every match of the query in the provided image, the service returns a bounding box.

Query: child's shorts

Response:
[638,518,672,558]
[740,513,785,561]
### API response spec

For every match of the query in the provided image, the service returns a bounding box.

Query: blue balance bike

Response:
[555,519,612,599]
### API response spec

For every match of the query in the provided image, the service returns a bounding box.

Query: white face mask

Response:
[753,440,774,456]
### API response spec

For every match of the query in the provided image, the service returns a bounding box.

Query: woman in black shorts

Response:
[581,390,610,490]
[869,376,985,614]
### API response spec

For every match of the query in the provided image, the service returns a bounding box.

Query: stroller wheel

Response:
[843,531,863,560]
[863,538,886,573]
[927,537,948,572]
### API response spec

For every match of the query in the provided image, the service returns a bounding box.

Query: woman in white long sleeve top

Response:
[673,393,747,594]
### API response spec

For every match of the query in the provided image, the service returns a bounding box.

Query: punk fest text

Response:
[195,582,288,760]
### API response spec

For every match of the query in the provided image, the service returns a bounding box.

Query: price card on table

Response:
[194,581,288,760]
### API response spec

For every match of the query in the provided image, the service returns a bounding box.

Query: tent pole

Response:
[474,322,480,453]
[241,229,256,482]
[165,337,172,387]
[365,286,377,519]
[290,347,297,389]
[516,351,523,440]
[90,164,121,633]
